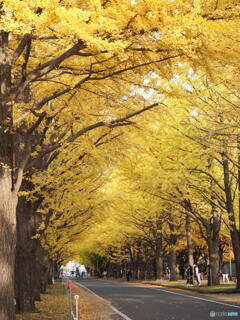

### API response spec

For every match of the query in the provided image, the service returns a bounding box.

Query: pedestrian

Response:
[102,270,107,278]
[193,264,201,286]
[165,266,170,280]
[75,267,80,278]
[186,264,193,286]
[198,263,206,281]
[221,263,229,283]
[126,270,131,281]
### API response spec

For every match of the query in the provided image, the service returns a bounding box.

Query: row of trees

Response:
[0,1,239,319]
[74,82,240,286]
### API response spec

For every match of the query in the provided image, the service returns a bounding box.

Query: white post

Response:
[74,295,79,320]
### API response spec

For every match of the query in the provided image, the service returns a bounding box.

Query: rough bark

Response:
[0,31,18,320]
[207,238,220,285]
[204,200,221,285]
[15,189,41,312]
[156,219,163,280]
[237,135,240,229]
[185,215,194,266]
[169,222,177,281]
[39,249,51,294]
[223,158,240,288]
[168,250,177,281]
[0,181,18,320]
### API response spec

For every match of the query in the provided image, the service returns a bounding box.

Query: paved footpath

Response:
[76,278,240,320]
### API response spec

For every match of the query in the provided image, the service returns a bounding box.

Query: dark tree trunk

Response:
[15,192,36,312]
[185,215,194,266]
[169,222,177,281]
[128,246,136,279]
[156,219,163,280]
[15,251,35,312]
[207,238,220,285]
[206,201,221,286]
[168,250,177,281]
[223,158,240,288]
[15,179,44,312]
[39,250,51,294]
[48,260,54,285]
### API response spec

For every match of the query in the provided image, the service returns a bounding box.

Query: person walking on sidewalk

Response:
[194,264,201,286]
[126,270,132,281]
[221,263,229,283]
[186,265,193,286]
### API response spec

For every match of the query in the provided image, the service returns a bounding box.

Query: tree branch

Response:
[39,102,160,157]
[11,34,31,65]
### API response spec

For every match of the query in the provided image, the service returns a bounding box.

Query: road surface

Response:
[76,278,240,320]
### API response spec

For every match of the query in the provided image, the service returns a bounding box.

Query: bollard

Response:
[66,279,73,318]
[67,279,72,290]
[74,295,79,320]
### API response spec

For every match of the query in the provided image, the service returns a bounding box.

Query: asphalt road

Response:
[76,278,240,320]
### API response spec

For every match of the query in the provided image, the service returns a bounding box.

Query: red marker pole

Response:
[66,279,73,316]
[67,279,72,290]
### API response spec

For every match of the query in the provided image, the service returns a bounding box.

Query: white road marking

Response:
[134,284,240,309]
[75,281,133,320]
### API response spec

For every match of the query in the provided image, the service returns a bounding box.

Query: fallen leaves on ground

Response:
[16,281,69,320]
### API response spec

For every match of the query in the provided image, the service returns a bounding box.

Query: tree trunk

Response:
[207,238,220,285]
[156,219,163,280]
[0,177,18,320]
[237,135,240,229]
[48,260,54,285]
[185,215,194,266]
[39,250,51,294]
[15,252,35,312]
[15,178,44,312]
[168,249,177,281]
[223,158,240,288]
[15,192,36,312]
[169,221,177,281]
[206,200,221,286]
[15,238,43,308]
[0,30,17,320]
[0,31,30,319]
[230,229,240,288]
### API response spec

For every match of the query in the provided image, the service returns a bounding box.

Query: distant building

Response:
[62,261,87,277]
